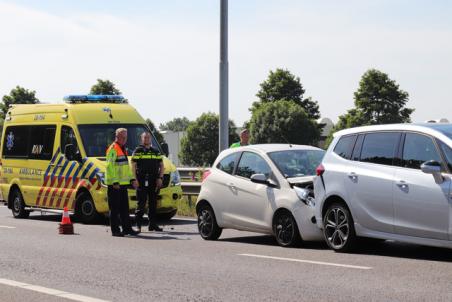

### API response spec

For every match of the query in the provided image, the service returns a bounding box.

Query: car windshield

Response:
[78,124,160,157]
[268,149,325,178]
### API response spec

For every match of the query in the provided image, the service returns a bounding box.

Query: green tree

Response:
[249,100,320,145]
[1,86,39,118]
[145,119,165,145]
[89,79,121,95]
[325,69,414,147]
[159,117,191,132]
[179,112,239,166]
[252,68,320,120]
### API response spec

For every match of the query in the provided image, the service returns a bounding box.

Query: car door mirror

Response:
[250,174,277,187]
[421,160,444,184]
[161,143,169,157]
[64,144,82,162]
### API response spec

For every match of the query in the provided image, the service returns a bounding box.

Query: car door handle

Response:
[396,181,408,189]
[348,172,358,181]
[228,183,236,189]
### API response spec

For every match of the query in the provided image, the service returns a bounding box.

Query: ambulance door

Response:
[25,125,58,207]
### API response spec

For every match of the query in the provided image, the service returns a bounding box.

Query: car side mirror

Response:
[161,143,169,157]
[421,160,444,184]
[250,174,277,187]
[64,144,82,162]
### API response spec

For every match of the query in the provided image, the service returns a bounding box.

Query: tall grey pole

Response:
[219,0,229,152]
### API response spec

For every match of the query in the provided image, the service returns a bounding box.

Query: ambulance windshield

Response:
[78,124,160,157]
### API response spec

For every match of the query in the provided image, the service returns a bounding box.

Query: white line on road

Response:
[0,278,110,302]
[0,225,16,229]
[239,253,372,270]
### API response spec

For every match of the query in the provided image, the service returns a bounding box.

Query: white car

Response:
[314,123,452,252]
[196,144,325,247]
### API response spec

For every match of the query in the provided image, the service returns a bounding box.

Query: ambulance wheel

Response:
[11,189,29,219]
[75,193,100,224]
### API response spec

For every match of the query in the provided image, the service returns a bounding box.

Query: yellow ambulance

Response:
[0,95,182,223]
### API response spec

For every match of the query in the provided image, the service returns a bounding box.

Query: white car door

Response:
[227,151,275,232]
[394,133,450,240]
[344,132,400,234]
[207,152,241,226]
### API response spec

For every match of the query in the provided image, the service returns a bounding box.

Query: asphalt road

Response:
[1,205,452,302]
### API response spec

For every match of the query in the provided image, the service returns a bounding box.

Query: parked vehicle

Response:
[196,144,325,247]
[0,95,182,223]
[314,123,452,252]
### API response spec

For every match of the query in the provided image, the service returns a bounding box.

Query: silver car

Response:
[196,144,325,247]
[314,123,452,252]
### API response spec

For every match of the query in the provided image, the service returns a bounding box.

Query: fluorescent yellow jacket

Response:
[105,142,134,185]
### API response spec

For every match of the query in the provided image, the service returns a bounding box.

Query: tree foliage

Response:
[252,68,320,120]
[145,119,165,145]
[1,86,39,118]
[89,79,122,95]
[325,69,414,147]
[249,100,320,145]
[179,112,239,166]
[159,117,191,132]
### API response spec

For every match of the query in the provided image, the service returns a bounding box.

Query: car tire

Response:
[323,202,357,252]
[197,204,222,240]
[11,189,29,219]
[75,193,100,224]
[273,210,302,247]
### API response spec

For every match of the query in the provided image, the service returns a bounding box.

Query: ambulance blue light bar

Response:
[63,95,127,104]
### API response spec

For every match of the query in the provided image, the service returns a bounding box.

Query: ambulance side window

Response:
[28,125,56,160]
[2,126,29,158]
[61,126,79,154]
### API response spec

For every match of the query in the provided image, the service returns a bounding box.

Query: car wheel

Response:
[11,189,29,219]
[75,193,100,224]
[273,210,302,247]
[323,202,357,252]
[197,204,222,240]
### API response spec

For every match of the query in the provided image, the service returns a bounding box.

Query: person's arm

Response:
[106,147,120,189]
[130,148,140,188]
[156,157,164,189]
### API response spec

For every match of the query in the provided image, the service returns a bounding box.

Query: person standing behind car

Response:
[230,129,250,148]
[105,128,139,237]
[131,131,164,232]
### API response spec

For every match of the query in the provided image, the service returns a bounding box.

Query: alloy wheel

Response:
[324,207,349,249]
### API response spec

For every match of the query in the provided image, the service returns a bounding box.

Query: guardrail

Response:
[180,181,201,206]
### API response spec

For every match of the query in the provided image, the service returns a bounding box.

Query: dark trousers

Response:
[108,185,132,234]
[135,183,159,227]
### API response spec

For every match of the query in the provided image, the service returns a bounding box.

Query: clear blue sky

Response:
[1,0,451,126]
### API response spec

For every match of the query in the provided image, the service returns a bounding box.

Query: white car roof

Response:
[216,144,323,163]
[334,123,452,139]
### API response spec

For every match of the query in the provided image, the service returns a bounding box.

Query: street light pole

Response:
[219,0,229,152]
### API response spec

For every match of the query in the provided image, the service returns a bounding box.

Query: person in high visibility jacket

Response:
[230,129,250,148]
[105,128,139,237]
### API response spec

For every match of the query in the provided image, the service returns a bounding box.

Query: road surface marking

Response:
[0,225,15,229]
[239,253,372,270]
[0,278,110,302]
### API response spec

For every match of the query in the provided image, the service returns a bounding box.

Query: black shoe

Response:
[124,229,139,236]
[112,232,124,237]
[149,224,163,232]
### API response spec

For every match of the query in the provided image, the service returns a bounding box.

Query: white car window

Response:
[216,153,239,175]
[402,133,441,170]
[236,152,271,179]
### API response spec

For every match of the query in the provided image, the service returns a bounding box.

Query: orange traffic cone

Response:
[59,207,74,235]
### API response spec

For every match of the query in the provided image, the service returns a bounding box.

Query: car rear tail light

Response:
[316,164,325,176]
[202,170,211,182]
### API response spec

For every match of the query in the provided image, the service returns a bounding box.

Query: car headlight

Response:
[170,170,181,186]
[294,186,315,207]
